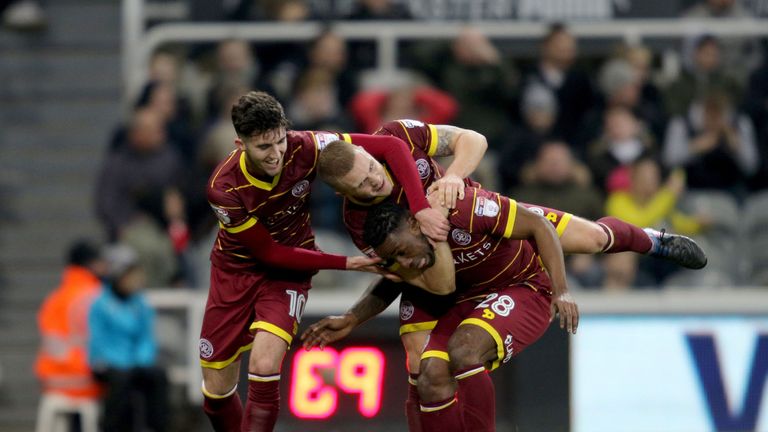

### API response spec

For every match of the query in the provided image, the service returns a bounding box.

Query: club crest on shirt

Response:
[474,196,499,217]
[210,204,231,224]
[315,132,339,150]
[400,119,424,128]
[528,207,545,216]
[292,180,310,197]
[416,158,431,179]
[199,338,214,359]
[400,301,415,321]
[452,229,472,246]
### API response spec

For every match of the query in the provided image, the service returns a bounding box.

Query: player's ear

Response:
[406,215,420,233]
[234,137,245,151]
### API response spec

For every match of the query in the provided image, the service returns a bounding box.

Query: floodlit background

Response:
[1,0,768,430]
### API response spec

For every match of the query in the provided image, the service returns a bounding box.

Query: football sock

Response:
[596,217,652,254]
[406,373,423,432]
[202,382,243,432]
[420,395,463,432]
[242,374,280,432]
[456,365,495,431]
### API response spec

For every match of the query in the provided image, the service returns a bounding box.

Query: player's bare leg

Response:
[417,358,463,432]
[447,325,497,432]
[202,361,244,432]
[561,215,707,269]
[243,331,289,432]
[402,330,430,432]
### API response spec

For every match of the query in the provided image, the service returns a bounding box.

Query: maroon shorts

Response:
[199,265,311,369]
[519,202,573,237]
[422,274,552,370]
[398,287,455,335]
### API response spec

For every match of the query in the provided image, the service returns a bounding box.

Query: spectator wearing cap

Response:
[88,245,169,432]
[498,83,559,191]
[664,34,742,117]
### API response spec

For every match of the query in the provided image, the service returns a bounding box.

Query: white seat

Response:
[35,392,99,432]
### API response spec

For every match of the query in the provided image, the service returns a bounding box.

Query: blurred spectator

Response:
[682,0,760,79]
[498,83,559,190]
[664,34,741,117]
[349,82,458,133]
[302,29,357,109]
[745,54,768,191]
[619,45,668,140]
[95,108,186,286]
[288,69,352,131]
[510,141,604,289]
[577,57,667,150]
[198,83,245,173]
[88,245,169,432]
[511,141,603,222]
[348,0,411,19]
[523,23,596,152]
[663,91,758,196]
[35,241,106,431]
[430,27,518,151]
[587,107,657,192]
[603,157,709,288]
[205,39,261,120]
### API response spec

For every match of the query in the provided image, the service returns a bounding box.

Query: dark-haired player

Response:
[307,189,577,431]
[200,92,449,432]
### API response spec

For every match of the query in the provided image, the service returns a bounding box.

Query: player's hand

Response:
[301,314,358,350]
[427,174,465,209]
[551,292,579,335]
[346,256,403,282]
[414,207,449,242]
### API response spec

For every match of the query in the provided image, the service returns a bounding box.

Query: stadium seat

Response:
[743,191,768,285]
[35,392,98,432]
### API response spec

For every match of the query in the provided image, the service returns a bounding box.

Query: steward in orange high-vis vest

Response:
[34,241,106,398]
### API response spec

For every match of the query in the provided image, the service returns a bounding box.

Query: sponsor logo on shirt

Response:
[416,158,431,179]
[199,338,214,359]
[210,205,231,224]
[451,229,472,246]
[315,132,340,150]
[292,180,310,197]
[474,196,500,217]
[400,119,424,128]
[400,301,415,321]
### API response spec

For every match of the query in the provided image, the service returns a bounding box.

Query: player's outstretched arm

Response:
[508,205,579,334]
[301,277,403,349]
[427,125,488,208]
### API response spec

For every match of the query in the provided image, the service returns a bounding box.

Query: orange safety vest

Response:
[34,266,103,398]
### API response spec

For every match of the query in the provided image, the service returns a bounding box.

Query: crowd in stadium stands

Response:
[92,0,768,290]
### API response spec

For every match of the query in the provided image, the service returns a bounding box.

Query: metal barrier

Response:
[122,0,768,101]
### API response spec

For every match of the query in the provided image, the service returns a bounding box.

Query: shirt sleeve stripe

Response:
[427,124,439,156]
[342,133,352,143]
[220,217,258,234]
[503,200,518,238]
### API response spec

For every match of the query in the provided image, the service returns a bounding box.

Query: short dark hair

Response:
[363,202,410,248]
[543,22,568,45]
[67,240,101,267]
[231,91,290,138]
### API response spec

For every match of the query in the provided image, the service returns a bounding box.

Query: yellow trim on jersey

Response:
[399,320,438,335]
[200,343,253,370]
[201,382,238,399]
[468,188,478,232]
[342,133,352,143]
[250,321,293,345]
[460,318,504,370]
[555,212,573,237]
[210,150,239,188]
[420,398,457,413]
[239,152,281,190]
[421,350,450,362]
[503,200,518,238]
[427,124,439,156]
[220,217,258,234]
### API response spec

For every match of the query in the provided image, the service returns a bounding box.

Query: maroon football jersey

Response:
[447,187,546,300]
[207,130,348,272]
[342,119,478,254]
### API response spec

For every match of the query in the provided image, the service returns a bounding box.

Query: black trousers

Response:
[99,367,169,432]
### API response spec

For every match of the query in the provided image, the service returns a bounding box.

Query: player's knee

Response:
[416,360,454,402]
[446,329,486,373]
[202,369,237,396]
[248,355,281,376]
